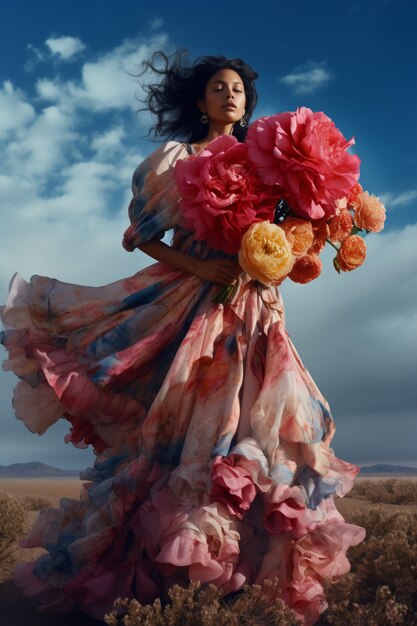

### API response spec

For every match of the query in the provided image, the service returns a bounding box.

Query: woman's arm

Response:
[138,239,241,285]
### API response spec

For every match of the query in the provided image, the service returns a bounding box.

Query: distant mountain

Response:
[0,462,80,478]
[1,461,416,479]
[359,464,417,475]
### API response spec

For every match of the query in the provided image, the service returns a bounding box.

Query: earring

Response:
[200,112,209,124]
[239,117,246,127]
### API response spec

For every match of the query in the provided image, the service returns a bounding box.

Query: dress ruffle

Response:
[0,141,365,625]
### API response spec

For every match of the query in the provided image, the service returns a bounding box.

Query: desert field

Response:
[0,477,84,506]
[0,476,416,626]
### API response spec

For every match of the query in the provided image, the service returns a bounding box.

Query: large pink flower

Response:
[246,107,361,220]
[174,135,277,254]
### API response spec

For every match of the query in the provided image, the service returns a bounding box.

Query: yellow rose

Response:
[238,221,295,286]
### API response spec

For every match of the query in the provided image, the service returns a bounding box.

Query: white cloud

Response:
[68,36,169,111]
[4,104,76,176]
[36,78,62,101]
[45,35,86,60]
[91,127,126,156]
[380,189,417,209]
[280,61,333,94]
[0,81,35,138]
[33,35,169,115]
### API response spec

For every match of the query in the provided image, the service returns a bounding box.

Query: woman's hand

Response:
[194,258,242,285]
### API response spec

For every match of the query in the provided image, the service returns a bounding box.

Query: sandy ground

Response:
[1,476,416,626]
[0,478,84,506]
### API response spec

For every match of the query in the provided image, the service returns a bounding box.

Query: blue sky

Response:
[0,0,416,470]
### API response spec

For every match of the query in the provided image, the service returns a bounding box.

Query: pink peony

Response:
[246,107,361,220]
[210,454,257,519]
[174,135,277,255]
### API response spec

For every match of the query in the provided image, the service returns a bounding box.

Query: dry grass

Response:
[0,492,27,579]
[346,477,417,505]
[104,579,300,626]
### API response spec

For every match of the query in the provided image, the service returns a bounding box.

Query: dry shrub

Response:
[20,494,52,511]
[325,583,411,626]
[0,491,27,575]
[324,507,417,625]
[348,479,417,504]
[104,579,300,626]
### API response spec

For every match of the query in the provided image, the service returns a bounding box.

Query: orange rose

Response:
[336,235,367,272]
[328,209,353,243]
[289,254,322,284]
[308,219,330,255]
[353,191,386,232]
[238,221,295,286]
[347,182,363,209]
[280,217,314,257]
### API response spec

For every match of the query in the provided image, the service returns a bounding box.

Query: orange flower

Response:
[238,221,295,286]
[334,197,348,212]
[336,235,367,272]
[308,219,330,255]
[328,210,353,243]
[347,182,363,209]
[280,217,314,257]
[289,254,322,284]
[353,191,386,232]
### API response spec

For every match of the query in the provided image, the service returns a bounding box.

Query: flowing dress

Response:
[0,141,365,625]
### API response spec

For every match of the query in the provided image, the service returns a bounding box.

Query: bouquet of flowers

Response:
[174,107,386,301]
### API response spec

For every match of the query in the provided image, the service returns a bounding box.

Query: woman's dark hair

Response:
[138,50,259,143]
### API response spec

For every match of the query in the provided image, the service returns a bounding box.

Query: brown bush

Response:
[0,491,27,577]
[324,507,417,625]
[348,479,417,504]
[20,494,52,511]
[104,579,300,626]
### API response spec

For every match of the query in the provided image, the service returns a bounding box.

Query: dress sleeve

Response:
[122,141,189,250]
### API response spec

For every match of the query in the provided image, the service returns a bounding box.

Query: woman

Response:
[0,51,365,625]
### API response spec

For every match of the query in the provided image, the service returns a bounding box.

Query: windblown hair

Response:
[138,50,259,143]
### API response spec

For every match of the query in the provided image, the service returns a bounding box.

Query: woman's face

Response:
[198,68,246,125]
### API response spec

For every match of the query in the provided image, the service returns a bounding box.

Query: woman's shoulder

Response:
[141,141,191,173]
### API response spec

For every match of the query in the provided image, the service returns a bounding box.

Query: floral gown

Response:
[0,141,365,625]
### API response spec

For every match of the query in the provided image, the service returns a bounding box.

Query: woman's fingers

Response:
[195,258,243,284]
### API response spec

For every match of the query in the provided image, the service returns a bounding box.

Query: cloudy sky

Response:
[0,0,416,470]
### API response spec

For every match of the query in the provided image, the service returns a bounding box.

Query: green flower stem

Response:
[212,281,239,305]
[326,238,340,252]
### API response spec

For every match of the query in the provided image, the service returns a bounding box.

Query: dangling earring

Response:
[239,116,246,127]
[200,112,209,124]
